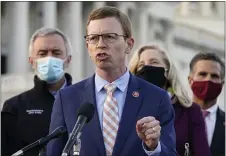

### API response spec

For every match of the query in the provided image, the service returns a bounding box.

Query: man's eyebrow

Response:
[197,71,207,74]
[38,48,62,51]
[38,49,47,51]
[198,71,220,75]
[88,31,116,35]
[52,48,62,51]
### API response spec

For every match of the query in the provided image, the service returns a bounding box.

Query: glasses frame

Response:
[84,33,127,44]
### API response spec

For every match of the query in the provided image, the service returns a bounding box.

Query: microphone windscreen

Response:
[77,103,95,123]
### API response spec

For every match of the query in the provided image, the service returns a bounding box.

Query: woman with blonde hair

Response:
[129,44,211,156]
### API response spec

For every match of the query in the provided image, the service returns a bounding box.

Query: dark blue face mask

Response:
[135,65,167,88]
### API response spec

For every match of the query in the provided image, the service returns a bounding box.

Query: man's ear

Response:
[29,57,35,69]
[86,42,92,57]
[125,37,135,54]
[29,57,33,65]
[86,42,88,48]
[67,55,72,64]
[64,56,72,68]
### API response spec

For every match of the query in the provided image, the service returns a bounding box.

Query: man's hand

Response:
[136,116,161,151]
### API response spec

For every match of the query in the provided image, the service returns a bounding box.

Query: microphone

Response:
[12,126,67,156]
[61,103,95,156]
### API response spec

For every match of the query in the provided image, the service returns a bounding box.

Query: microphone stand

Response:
[72,132,82,156]
[62,132,82,156]
[38,144,47,156]
[12,126,66,156]
[12,142,47,156]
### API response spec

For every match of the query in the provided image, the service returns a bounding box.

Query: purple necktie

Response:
[202,110,210,136]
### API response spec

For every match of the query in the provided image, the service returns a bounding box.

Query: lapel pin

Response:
[132,91,139,98]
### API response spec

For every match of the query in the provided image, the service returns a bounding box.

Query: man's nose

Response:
[205,74,212,81]
[47,51,54,57]
[97,36,107,48]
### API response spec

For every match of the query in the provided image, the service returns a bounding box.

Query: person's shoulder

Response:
[189,102,201,110]
[131,75,172,110]
[185,103,204,124]
[2,89,33,113]
[173,101,196,113]
[134,75,167,95]
[184,102,202,115]
[4,89,32,104]
[217,107,225,120]
[176,102,202,118]
[218,107,225,114]
[61,76,93,93]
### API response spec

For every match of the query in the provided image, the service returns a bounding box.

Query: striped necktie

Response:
[103,84,119,156]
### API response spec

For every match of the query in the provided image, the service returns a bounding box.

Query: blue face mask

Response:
[36,56,65,84]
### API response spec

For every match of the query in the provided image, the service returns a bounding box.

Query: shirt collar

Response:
[61,77,67,89]
[206,104,218,115]
[50,77,67,95]
[95,69,130,92]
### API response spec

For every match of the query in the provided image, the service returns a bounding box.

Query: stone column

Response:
[216,2,224,18]
[65,2,84,83]
[200,2,212,16]
[8,2,29,74]
[118,2,136,65]
[42,2,57,27]
[180,2,190,16]
[93,2,106,9]
[140,10,149,45]
[165,21,175,54]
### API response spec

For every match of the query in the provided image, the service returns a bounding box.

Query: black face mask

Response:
[135,65,167,88]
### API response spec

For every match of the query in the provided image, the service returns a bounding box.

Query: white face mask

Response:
[36,56,65,84]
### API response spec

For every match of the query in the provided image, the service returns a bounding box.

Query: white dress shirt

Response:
[94,70,161,155]
[204,104,218,146]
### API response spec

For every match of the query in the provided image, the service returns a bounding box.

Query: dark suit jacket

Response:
[46,74,177,156]
[210,107,225,156]
[173,102,211,156]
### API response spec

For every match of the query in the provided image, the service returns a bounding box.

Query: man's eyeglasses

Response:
[84,33,127,44]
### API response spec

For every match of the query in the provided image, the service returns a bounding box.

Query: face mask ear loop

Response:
[62,57,69,69]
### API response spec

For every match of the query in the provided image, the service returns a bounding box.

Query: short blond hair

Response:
[129,44,192,108]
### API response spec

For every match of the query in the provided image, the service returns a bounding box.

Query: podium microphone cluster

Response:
[61,102,95,156]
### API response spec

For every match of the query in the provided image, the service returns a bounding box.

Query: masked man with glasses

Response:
[47,6,177,156]
[1,27,73,156]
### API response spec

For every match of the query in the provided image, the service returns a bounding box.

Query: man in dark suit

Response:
[188,52,225,156]
[47,6,177,156]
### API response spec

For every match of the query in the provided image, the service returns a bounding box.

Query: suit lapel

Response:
[82,75,106,156]
[113,74,143,156]
[210,107,225,154]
